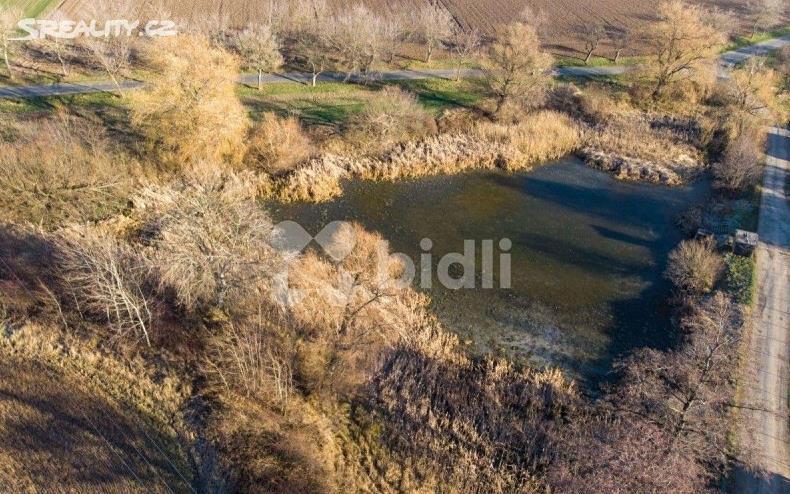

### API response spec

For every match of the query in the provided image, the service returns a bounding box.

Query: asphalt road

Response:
[0,34,785,100]
[736,127,790,494]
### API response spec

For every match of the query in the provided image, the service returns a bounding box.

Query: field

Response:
[53,0,781,58]
[2,0,57,17]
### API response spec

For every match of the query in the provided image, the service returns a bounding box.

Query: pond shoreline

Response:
[267,157,711,384]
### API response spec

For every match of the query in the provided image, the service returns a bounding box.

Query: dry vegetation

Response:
[1,0,786,491]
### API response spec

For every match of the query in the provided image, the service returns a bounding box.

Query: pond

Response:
[268,157,709,383]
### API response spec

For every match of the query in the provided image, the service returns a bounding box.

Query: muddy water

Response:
[268,158,709,383]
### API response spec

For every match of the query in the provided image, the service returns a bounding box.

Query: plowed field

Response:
[53,0,771,57]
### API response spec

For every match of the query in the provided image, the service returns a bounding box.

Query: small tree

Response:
[746,0,785,39]
[643,0,726,102]
[483,22,552,116]
[580,23,607,65]
[665,239,723,295]
[84,0,137,96]
[0,6,22,80]
[609,27,631,64]
[721,57,779,133]
[380,13,406,65]
[450,26,482,81]
[411,2,454,63]
[235,24,283,90]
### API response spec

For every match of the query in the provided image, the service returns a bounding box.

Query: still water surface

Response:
[269,157,709,382]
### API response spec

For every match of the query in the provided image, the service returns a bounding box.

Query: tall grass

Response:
[274,110,580,202]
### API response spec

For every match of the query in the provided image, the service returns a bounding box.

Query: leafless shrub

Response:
[53,227,154,346]
[0,113,137,228]
[345,86,437,151]
[665,239,723,295]
[137,177,278,314]
[713,128,765,193]
[205,311,294,410]
[129,34,249,170]
[246,113,313,174]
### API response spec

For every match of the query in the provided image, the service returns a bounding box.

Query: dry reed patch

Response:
[580,111,707,185]
[245,113,313,175]
[273,110,580,202]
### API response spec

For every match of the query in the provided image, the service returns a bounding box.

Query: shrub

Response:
[137,176,279,314]
[345,86,436,151]
[665,239,723,294]
[713,128,765,193]
[205,313,294,409]
[53,227,154,346]
[245,113,312,175]
[0,114,136,228]
[129,34,249,170]
[724,253,756,305]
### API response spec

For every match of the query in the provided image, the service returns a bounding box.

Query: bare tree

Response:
[84,0,138,96]
[609,293,747,480]
[286,0,335,86]
[330,5,384,82]
[609,27,631,64]
[746,0,786,39]
[0,5,22,80]
[450,26,482,81]
[517,6,550,37]
[643,0,726,101]
[721,57,780,131]
[234,23,283,89]
[580,23,607,64]
[483,22,552,116]
[380,13,406,65]
[411,2,454,63]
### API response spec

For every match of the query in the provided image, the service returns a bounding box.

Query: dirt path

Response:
[737,127,790,493]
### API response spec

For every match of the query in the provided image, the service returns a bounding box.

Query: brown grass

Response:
[245,113,313,175]
[0,113,138,228]
[274,110,580,202]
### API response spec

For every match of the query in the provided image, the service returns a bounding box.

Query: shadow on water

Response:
[268,157,710,387]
